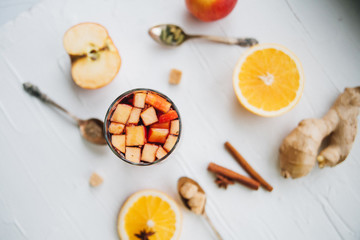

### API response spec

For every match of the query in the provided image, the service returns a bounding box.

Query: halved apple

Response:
[63,23,121,89]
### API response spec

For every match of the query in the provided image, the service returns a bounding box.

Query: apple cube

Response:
[134,92,147,108]
[108,122,125,134]
[127,108,142,125]
[150,122,170,129]
[125,147,141,163]
[170,120,180,135]
[145,93,171,113]
[111,104,132,124]
[158,110,178,123]
[112,135,125,153]
[156,146,168,159]
[126,126,146,146]
[140,107,158,126]
[163,135,178,152]
[141,144,159,162]
[148,128,169,143]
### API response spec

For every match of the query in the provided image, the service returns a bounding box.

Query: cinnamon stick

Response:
[225,141,273,192]
[208,162,260,190]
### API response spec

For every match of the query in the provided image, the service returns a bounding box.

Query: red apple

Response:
[185,0,237,22]
[145,93,171,113]
[150,122,170,129]
[158,110,178,123]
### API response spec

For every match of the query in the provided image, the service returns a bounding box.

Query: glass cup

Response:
[104,88,182,166]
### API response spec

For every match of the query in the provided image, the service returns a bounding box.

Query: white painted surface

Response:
[0,0,359,239]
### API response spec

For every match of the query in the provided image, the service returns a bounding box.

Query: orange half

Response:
[233,43,304,117]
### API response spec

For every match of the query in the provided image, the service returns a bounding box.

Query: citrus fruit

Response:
[118,189,182,240]
[233,43,304,117]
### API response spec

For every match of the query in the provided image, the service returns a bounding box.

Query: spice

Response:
[225,142,273,192]
[215,174,234,189]
[207,162,260,190]
[135,229,155,240]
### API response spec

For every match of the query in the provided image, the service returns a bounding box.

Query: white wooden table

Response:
[1,0,359,239]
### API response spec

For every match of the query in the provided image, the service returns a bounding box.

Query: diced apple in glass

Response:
[156,146,168,159]
[163,135,178,152]
[112,135,126,153]
[125,147,141,163]
[150,122,170,129]
[148,128,169,143]
[134,92,146,108]
[108,122,125,134]
[145,92,171,113]
[126,126,146,146]
[141,144,159,162]
[170,120,179,135]
[127,108,142,125]
[159,110,178,123]
[140,107,158,126]
[111,104,132,124]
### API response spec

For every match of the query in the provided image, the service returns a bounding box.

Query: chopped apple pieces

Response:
[148,128,169,143]
[111,104,132,124]
[156,146,168,160]
[134,93,146,108]
[170,120,179,135]
[108,122,125,134]
[125,147,141,163]
[141,144,159,162]
[128,108,142,125]
[159,110,178,123]
[146,93,172,113]
[140,107,158,126]
[112,135,125,153]
[107,90,180,164]
[163,135,178,152]
[126,126,145,146]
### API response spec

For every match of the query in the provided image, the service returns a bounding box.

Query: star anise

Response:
[215,174,235,189]
[135,229,155,240]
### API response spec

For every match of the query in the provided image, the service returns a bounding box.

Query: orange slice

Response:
[233,43,304,117]
[118,189,182,240]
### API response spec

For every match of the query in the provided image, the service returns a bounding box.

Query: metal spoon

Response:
[178,177,223,240]
[149,24,258,47]
[23,82,107,145]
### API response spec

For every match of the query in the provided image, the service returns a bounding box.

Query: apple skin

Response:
[185,0,237,22]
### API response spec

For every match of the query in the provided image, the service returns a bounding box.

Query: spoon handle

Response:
[23,82,81,123]
[204,212,223,240]
[188,34,258,47]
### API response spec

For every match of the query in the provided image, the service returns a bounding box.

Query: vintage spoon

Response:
[178,177,223,240]
[149,24,258,47]
[23,82,107,145]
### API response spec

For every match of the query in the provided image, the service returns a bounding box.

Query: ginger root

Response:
[279,87,360,179]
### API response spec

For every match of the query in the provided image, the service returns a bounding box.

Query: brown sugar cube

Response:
[108,122,125,134]
[169,69,182,85]
[112,135,125,153]
[170,120,179,135]
[111,104,133,124]
[125,147,141,163]
[141,144,159,163]
[127,108,142,125]
[126,126,146,146]
[180,182,198,199]
[156,146,168,159]
[163,135,178,152]
[134,93,147,108]
[140,107,158,126]
[89,172,103,187]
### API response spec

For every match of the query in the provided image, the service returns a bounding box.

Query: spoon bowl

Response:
[177,176,206,214]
